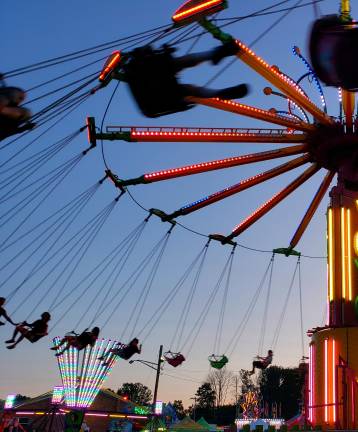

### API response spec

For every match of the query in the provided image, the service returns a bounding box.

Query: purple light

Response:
[5,395,16,409]
[51,386,64,404]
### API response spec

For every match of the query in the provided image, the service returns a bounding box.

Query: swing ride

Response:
[1,0,358,428]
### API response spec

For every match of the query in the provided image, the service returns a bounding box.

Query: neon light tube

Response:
[328,209,334,301]
[347,209,352,301]
[351,381,355,425]
[309,344,313,422]
[325,338,328,422]
[332,339,336,423]
[16,412,35,415]
[341,207,346,299]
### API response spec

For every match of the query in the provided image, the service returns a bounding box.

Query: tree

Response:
[258,366,305,420]
[207,368,235,407]
[172,400,186,419]
[195,382,216,409]
[117,383,152,405]
[15,394,30,404]
[239,369,258,395]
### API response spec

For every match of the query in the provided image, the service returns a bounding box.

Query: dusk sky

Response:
[1,0,356,408]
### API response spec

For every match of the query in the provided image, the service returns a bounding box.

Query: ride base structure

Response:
[308,184,358,429]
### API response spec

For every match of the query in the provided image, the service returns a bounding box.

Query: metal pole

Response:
[152,345,163,409]
[190,397,197,421]
[235,376,239,419]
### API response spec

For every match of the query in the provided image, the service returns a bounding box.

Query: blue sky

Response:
[0,0,355,407]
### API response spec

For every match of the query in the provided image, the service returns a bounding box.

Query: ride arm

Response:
[289,170,335,250]
[167,155,310,220]
[200,20,334,126]
[226,164,320,240]
[110,145,307,187]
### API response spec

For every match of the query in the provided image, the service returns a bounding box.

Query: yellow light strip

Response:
[347,209,352,301]
[328,208,334,301]
[341,207,346,299]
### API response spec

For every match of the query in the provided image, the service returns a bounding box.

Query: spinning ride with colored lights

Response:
[90,0,358,427]
[53,336,120,409]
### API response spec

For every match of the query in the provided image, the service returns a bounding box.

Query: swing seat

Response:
[309,15,358,90]
[0,117,35,141]
[164,351,185,367]
[208,354,229,369]
[123,45,193,118]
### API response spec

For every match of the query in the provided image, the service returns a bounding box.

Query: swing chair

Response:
[248,255,275,374]
[208,354,228,369]
[164,350,186,367]
[207,245,236,369]
[309,14,358,90]
[122,44,193,118]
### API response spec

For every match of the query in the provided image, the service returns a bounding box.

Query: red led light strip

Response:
[178,154,310,216]
[230,163,319,237]
[187,97,315,132]
[142,145,306,183]
[130,129,306,143]
[172,0,223,22]
[99,51,121,82]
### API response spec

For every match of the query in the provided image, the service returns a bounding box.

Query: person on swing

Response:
[249,350,273,375]
[0,297,17,327]
[98,337,142,366]
[120,40,250,118]
[51,327,100,356]
[0,86,34,140]
[6,312,51,349]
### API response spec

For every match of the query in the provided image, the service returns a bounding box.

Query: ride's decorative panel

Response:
[309,327,358,429]
[327,187,358,326]
[172,0,227,25]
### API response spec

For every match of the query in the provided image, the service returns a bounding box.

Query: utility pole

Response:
[235,376,239,419]
[152,345,163,410]
[190,397,197,421]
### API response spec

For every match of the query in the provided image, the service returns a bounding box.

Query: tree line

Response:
[108,364,305,425]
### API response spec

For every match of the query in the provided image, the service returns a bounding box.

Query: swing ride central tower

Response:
[308,182,358,429]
